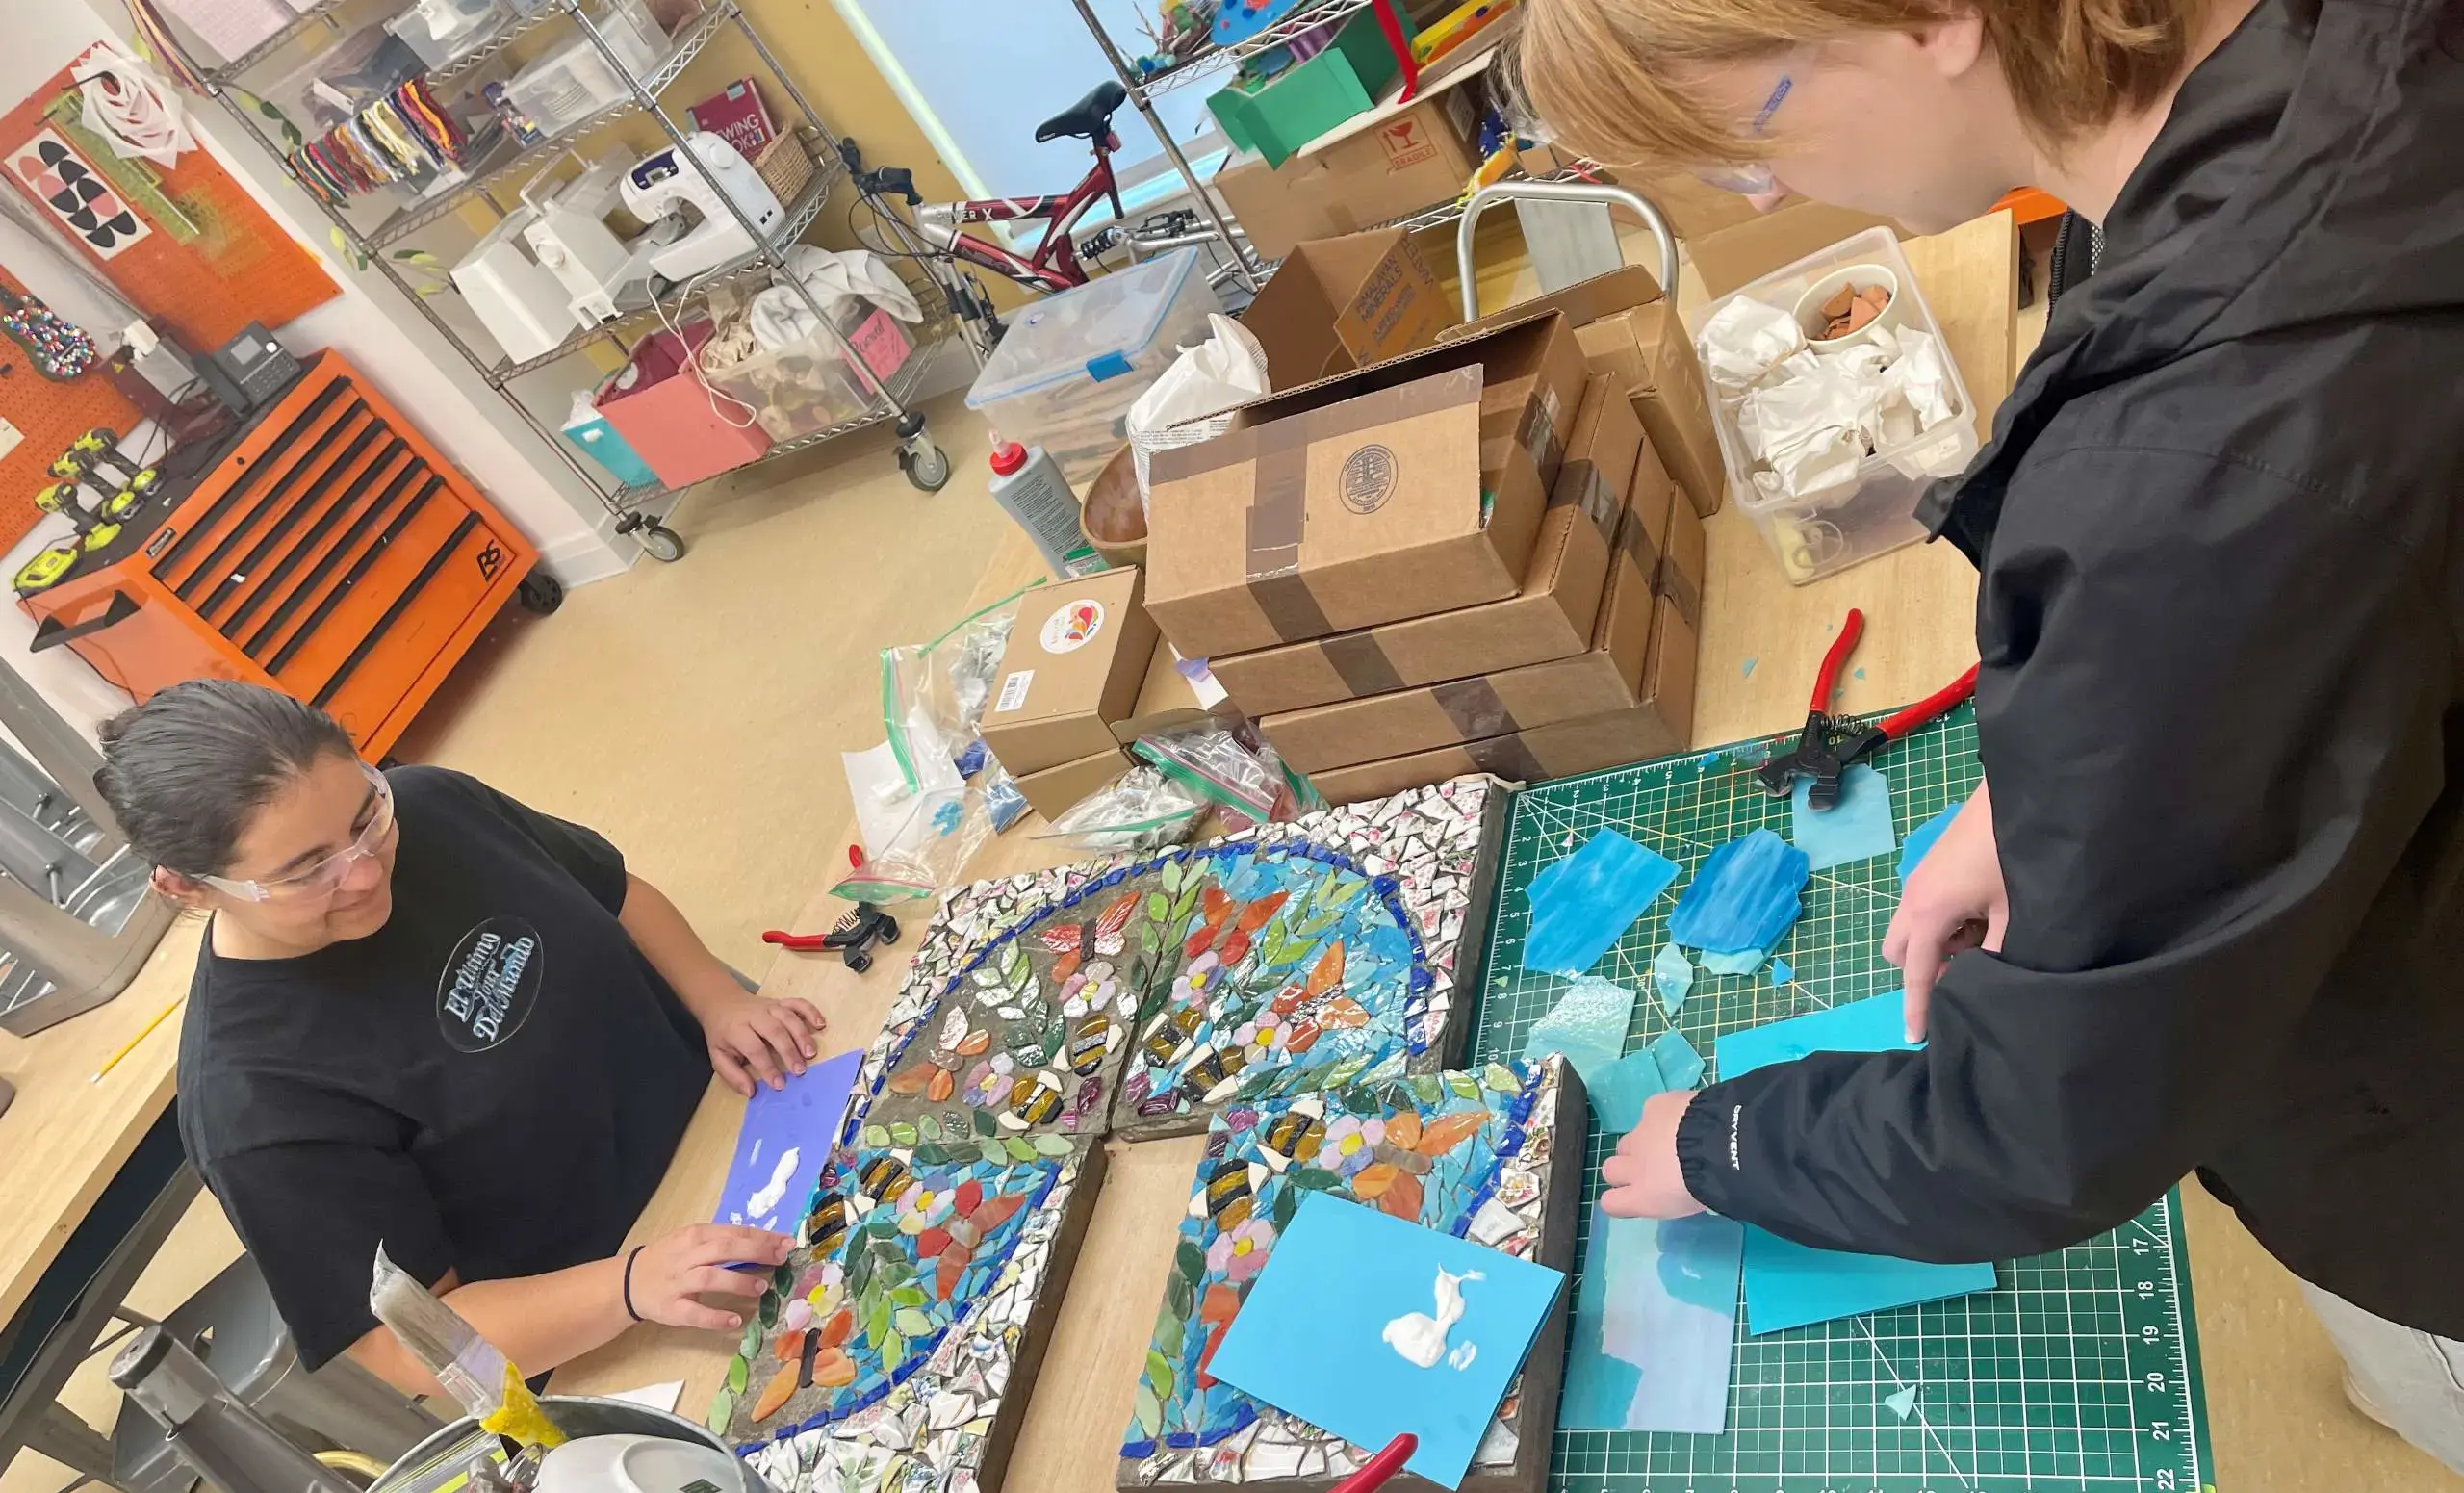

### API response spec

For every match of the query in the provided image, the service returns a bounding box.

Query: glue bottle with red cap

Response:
[987,435,1108,579]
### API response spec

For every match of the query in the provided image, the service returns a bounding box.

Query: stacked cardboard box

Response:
[1211,84,1484,260]
[977,568,1161,819]
[1445,265,1728,521]
[1146,309,1704,807]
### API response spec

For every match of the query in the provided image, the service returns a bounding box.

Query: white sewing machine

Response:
[520,153,674,324]
[619,132,783,282]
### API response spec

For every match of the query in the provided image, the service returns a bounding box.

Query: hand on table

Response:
[629,1224,792,1331]
[701,991,827,1096]
[1883,781,2007,1042]
[1600,1089,1708,1220]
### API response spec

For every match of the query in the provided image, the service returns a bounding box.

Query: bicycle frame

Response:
[911,133,1126,294]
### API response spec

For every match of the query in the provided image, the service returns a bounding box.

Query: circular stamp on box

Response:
[1340,444,1398,514]
[1041,599,1106,653]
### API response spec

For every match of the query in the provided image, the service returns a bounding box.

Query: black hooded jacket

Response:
[1673,0,2464,1336]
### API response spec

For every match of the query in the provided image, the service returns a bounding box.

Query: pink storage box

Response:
[593,322,774,489]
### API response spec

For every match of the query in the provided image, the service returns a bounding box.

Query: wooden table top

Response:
[0,916,199,1329]
[558,212,2019,1485]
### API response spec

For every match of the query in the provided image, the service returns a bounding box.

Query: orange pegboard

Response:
[0,264,141,554]
[1,45,339,350]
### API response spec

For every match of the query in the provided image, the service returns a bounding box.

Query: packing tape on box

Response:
[1550,460,1623,540]
[1237,367,1481,643]
[1323,631,1405,695]
[1516,387,1567,475]
[1463,731,1547,782]
[1634,512,1702,627]
[1431,678,1520,740]
[1619,509,1665,614]
[1247,439,1333,639]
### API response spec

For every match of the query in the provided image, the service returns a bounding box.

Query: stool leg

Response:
[25,1403,120,1487]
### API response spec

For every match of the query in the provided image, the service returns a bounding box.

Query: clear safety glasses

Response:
[196,766,397,904]
[1693,74,1793,196]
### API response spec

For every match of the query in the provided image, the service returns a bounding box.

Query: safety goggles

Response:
[195,766,397,904]
[1693,73,1793,196]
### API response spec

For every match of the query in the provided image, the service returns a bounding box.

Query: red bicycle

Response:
[837,82,1251,354]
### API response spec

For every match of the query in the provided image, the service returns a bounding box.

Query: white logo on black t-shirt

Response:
[436,916,545,1053]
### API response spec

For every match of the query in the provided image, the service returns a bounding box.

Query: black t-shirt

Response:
[176,766,712,1369]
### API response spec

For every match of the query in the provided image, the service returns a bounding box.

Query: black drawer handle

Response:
[31,592,140,652]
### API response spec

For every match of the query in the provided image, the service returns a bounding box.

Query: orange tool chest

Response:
[17,351,540,758]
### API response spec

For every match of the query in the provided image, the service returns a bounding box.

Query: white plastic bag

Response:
[1126,312,1270,512]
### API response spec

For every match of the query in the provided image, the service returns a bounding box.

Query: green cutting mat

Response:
[1470,705,2215,1493]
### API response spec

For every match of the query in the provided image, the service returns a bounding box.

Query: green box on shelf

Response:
[1203,10,1412,168]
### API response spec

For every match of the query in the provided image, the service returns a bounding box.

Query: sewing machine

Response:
[449,207,574,364]
[521,154,674,324]
[619,132,782,282]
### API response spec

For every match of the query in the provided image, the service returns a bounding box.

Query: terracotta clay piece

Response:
[1820,282,1893,340]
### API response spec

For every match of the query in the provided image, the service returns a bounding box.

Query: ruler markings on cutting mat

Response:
[1472,705,2213,1493]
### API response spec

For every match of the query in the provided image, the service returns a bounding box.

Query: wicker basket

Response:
[755,131,818,206]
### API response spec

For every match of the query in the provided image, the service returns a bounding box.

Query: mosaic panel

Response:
[843,778,1504,1147]
[1117,1056,1584,1493]
[721,1141,1105,1493]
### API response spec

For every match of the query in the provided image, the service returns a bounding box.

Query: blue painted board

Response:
[1208,1195,1565,1489]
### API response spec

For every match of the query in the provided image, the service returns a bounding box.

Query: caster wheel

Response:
[844,950,873,974]
[637,523,686,562]
[878,917,900,946]
[517,572,564,614]
[901,441,952,493]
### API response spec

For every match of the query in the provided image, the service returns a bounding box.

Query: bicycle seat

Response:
[1036,81,1128,142]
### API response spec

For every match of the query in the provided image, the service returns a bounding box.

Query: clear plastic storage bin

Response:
[964,247,1222,483]
[1695,227,1977,584]
[702,308,916,443]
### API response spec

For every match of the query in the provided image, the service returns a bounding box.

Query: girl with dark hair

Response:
[100,680,826,1395]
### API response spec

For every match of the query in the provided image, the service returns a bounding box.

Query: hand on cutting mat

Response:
[629,1224,793,1330]
[701,990,828,1096]
[1601,1090,1708,1220]
[1883,781,2007,1042]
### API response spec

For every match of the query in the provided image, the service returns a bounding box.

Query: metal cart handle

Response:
[1454,180,1681,322]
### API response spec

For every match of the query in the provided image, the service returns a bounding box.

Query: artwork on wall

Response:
[7,128,148,258]
[706,778,1517,1493]
[723,1139,1105,1493]
[0,46,338,351]
[1117,1055,1583,1493]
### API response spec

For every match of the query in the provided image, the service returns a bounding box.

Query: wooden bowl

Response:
[1083,445,1147,568]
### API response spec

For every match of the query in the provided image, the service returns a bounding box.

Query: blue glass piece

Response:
[1790,764,1898,871]
[1900,801,1962,882]
[1518,975,1637,1083]
[1652,942,1694,1015]
[1648,1029,1705,1091]
[1667,830,1810,955]
[1522,830,1681,976]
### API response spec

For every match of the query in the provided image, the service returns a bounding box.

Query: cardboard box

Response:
[1306,658,1695,802]
[978,569,1159,775]
[1241,230,1459,388]
[1303,494,1702,801]
[1109,640,1242,745]
[1208,90,1481,259]
[1014,747,1135,820]
[1144,313,1585,659]
[1641,477,1707,637]
[1687,200,1903,298]
[1260,420,1664,774]
[1260,564,1656,771]
[1445,265,1727,519]
[1205,446,1615,716]
[1553,375,1643,536]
